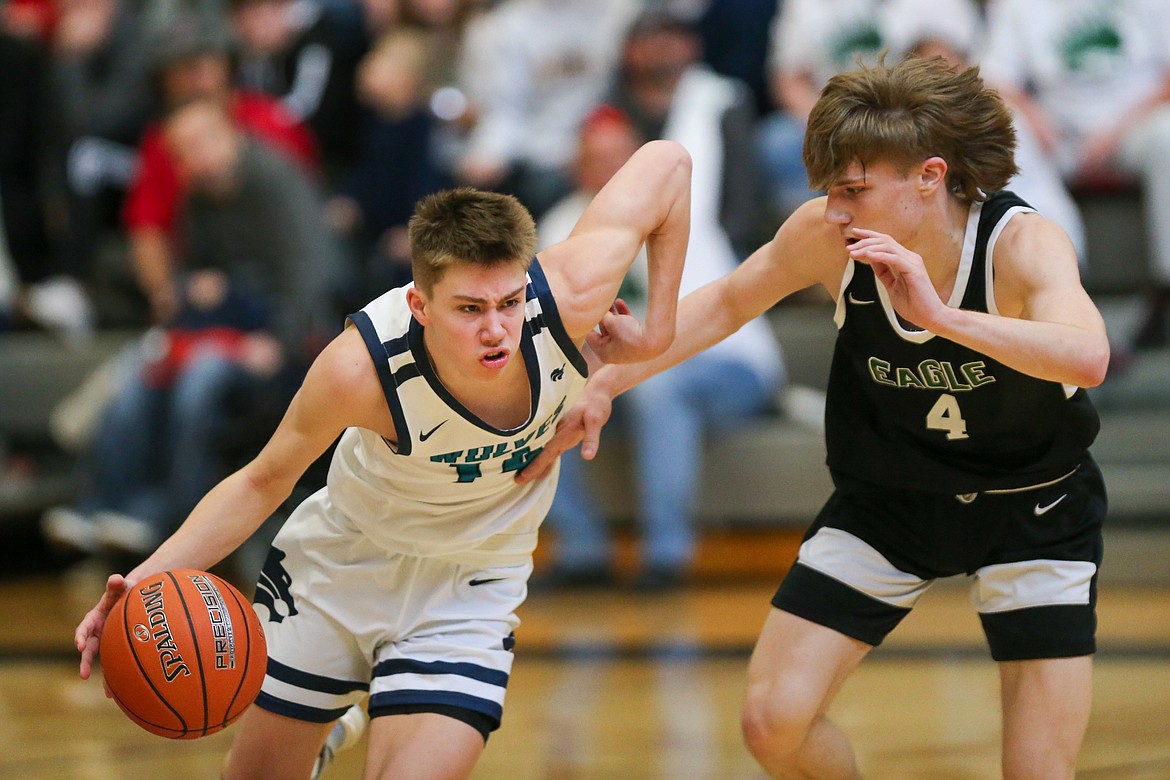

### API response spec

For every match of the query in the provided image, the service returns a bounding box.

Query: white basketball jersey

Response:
[325,257,588,563]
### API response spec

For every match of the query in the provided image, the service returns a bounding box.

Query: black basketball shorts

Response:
[772,459,1106,661]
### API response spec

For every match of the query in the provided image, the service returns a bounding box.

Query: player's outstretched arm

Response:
[539,139,691,363]
[518,203,833,484]
[73,327,390,677]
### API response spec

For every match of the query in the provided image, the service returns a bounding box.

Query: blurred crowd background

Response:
[2,0,1168,584]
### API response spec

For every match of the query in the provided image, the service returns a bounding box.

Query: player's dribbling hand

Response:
[515,385,613,484]
[586,299,664,364]
[75,573,130,683]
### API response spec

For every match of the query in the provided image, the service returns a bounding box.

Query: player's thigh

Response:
[744,608,871,726]
[222,705,334,780]
[365,711,485,780]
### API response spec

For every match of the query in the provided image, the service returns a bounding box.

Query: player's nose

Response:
[480,310,507,342]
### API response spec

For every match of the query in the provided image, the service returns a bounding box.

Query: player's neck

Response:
[913,195,971,300]
[429,346,533,429]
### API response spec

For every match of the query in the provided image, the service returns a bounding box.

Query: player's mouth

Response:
[845,235,860,246]
[480,349,510,369]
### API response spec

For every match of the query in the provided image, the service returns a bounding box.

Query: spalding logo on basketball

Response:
[99,569,267,739]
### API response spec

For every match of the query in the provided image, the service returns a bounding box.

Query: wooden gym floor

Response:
[3,529,1169,779]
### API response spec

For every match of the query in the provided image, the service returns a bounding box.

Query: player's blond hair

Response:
[408,188,537,293]
[803,55,1018,202]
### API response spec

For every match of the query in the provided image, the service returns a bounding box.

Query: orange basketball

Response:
[99,569,267,739]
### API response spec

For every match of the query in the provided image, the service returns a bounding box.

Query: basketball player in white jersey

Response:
[521,57,1110,779]
[74,139,693,779]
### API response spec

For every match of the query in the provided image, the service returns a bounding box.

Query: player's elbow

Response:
[1078,343,1110,388]
[638,139,692,180]
[1060,334,1110,388]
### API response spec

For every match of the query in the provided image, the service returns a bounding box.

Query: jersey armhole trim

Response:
[527,256,589,377]
[348,310,412,456]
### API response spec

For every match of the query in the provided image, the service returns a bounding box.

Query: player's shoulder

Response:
[988,207,1083,309]
[309,327,381,399]
[301,326,396,435]
[786,197,832,232]
[993,208,1076,268]
[774,197,846,263]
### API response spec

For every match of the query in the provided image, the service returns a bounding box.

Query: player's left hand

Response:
[76,573,130,684]
[586,299,665,364]
[848,229,945,330]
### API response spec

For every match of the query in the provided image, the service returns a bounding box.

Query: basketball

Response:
[99,569,267,739]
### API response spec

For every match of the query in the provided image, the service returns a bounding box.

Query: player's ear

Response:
[919,156,948,194]
[406,287,430,325]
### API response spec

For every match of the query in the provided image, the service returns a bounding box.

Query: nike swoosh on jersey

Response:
[418,420,448,441]
[468,577,506,586]
[847,293,875,305]
[1033,494,1068,516]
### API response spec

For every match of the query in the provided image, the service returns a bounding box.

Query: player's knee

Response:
[740,682,814,763]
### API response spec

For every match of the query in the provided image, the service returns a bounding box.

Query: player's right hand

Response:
[75,573,129,681]
[515,384,613,484]
[587,299,669,364]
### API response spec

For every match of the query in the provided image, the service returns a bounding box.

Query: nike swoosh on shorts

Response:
[1033,494,1068,516]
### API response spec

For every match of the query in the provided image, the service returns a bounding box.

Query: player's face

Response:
[823,160,930,248]
[409,263,528,382]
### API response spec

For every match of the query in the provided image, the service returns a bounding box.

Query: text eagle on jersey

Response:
[866,357,996,392]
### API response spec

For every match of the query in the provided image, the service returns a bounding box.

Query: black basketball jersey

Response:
[824,191,1100,493]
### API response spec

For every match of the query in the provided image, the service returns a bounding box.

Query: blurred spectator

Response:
[695,0,780,118]
[1,27,94,340]
[2,0,57,42]
[536,101,785,591]
[46,0,153,297]
[757,0,887,219]
[454,0,641,218]
[355,0,396,38]
[881,0,1087,261]
[758,0,1088,260]
[42,97,342,558]
[609,9,769,256]
[326,27,452,310]
[980,0,1170,355]
[228,0,365,183]
[122,11,319,326]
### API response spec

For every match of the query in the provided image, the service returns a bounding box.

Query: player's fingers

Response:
[610,298,632,316]
[514,446,558,483]
[580,428,602,460]
[75,608,102,651]
[76,573,128,678]
[515,451,549,482]
[79,634,100,680]
[578,408,609,461]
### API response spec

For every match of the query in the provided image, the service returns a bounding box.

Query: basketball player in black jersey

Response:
[520,56,1110,779]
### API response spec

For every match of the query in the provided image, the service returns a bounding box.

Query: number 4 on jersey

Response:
[926,393,968,440]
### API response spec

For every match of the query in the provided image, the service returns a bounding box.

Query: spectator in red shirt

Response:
[123,11,319,324]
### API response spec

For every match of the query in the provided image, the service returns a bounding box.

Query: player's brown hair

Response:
[408,188,537,293]
[803,55,1018,202]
